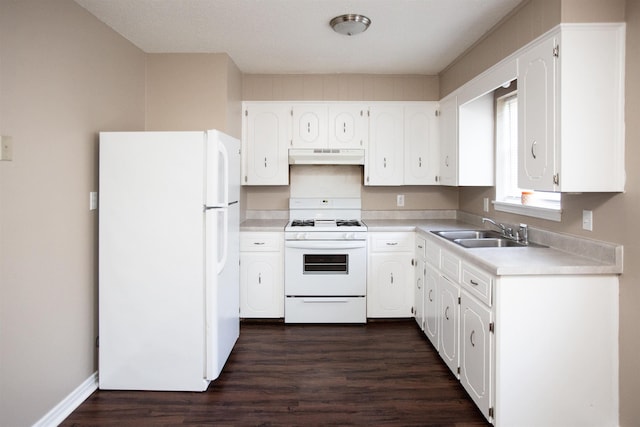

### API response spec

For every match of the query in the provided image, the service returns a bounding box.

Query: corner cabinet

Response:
[367,232,415,318]
[438,92,494,187]
[518,23,625,192]
[239,232,284,318]
[241,103,290,185]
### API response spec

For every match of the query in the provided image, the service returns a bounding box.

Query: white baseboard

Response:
[33,371,98,427]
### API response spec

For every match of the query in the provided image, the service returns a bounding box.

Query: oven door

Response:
[284,239,366,296]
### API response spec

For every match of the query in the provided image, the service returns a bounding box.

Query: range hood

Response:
[288,148,365,165]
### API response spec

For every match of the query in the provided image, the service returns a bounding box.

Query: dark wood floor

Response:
[62,320,489,426]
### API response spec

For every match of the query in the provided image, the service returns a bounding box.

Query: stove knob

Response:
[345,232,355,240]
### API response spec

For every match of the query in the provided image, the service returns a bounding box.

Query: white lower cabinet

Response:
[239,232,284,318]
[460,290,492,419]
[423,263,439,349]
[421,233,619,426]
[438,274,460,376]
[413,236,426,330]
[367,232,414,318]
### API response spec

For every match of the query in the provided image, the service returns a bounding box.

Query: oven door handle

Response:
[285,241,366,250]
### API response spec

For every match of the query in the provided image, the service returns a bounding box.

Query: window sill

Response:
[493,200,562,222]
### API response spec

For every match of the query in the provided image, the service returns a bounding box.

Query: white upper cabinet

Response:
[328,104,367,149]
[242,102,290,185]
[438,91,495,187]
[518,23,626,192]
[438,94,459,186]
[292,103,328,148]
[366,105,404,186]
[404,103,439,185]
[366,102,439,186]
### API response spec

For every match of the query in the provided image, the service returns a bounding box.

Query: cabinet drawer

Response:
[370,232,414,252]
[425,240,440,267]
[240,232,282,252]
[440,250,461,282]
[461,262,492,306]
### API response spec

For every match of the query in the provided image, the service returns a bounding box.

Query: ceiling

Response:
[74,0,524,75]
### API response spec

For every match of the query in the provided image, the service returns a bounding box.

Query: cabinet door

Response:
[414,257,425,330]
[292,104,328,148]
[438,274,459,376]
[328,104,367,149]
[404,103,439,185]
[438,95,458,186]
[366,105,404,186]
[518,36,556,191]
[460,291,492,421]
[424,262,439,349]
[368,253,413,317]
[240,252,283,318]
[243,103,290,185]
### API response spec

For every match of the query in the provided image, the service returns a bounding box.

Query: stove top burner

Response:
[337,220,362,227]
[288,219,364,228]
[290,219,315,227]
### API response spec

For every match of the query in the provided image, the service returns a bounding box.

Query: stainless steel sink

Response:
[431,229,547,249]
[453,238,527,248]
[433,230,503,240]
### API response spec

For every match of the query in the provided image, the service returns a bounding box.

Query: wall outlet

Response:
[0,135,13,161]
[582,210,593,231]
[483,197,490,212]
[396,194,405,207]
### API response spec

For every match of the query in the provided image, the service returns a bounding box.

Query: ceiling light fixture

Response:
[330,14,371,36]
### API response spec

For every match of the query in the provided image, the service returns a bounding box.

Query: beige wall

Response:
[441,0,636,424]
[146,53,242,138]
[243,74,439,102]
[242,74,450,212]
[0,1,146,426]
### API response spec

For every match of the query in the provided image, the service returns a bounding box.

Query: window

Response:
[494,84,561,221]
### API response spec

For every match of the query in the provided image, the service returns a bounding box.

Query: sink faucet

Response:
[482,217,507,235]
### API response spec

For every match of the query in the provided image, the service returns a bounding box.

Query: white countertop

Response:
[240,219,287,232]
[241,218,623,276]
[366,219,622,276]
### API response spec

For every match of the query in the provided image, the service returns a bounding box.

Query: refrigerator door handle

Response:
[218,139,229,205]
[217,208,229,275]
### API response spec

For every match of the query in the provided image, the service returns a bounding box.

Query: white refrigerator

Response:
[98,129,240,391]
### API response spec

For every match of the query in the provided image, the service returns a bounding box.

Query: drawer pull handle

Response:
[386,242,398,246]
[470,279,479,286]
[390,273,394,284]
[253,242,265,245]
[258,273,261,284]
[445,306,450,320]
[428,289,433,302]
[418,245,423,249]
[470,330,476,347]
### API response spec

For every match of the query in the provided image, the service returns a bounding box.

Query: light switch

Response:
[0,135,13,161]
[90,192,98,211]
[582,210,593,231]
[397,194,405,207]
